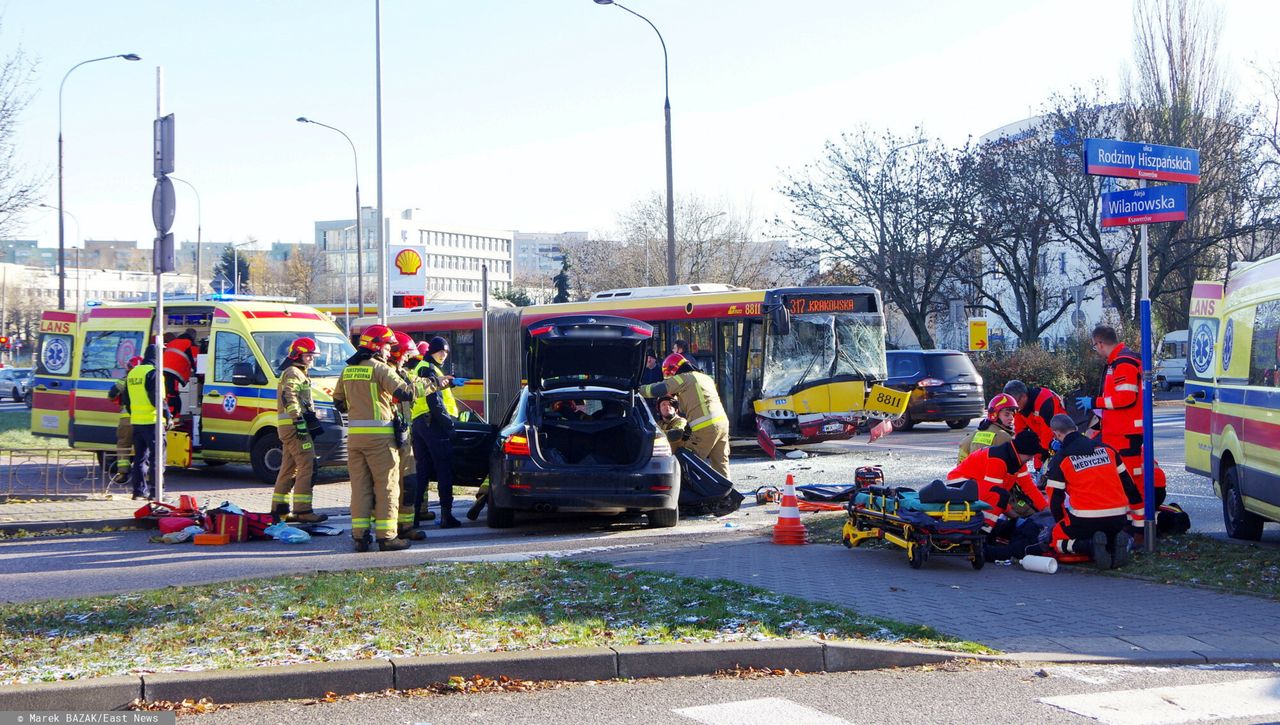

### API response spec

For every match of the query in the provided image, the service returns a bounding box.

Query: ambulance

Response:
[31,296,350,484]
[1184,253,1280,539]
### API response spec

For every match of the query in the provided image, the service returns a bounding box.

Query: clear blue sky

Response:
[4,0,1277,250]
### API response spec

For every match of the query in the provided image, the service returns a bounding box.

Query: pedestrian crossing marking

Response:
[675,697,851,725]
[1041,675,1280,724]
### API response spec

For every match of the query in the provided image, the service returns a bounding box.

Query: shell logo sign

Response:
[394,248,423,275]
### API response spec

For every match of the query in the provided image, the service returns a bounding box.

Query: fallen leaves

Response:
[129,697,231,715]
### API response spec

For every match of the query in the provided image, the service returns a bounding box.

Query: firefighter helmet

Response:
[987,393,1018,419]
[358,324,395,351]
[125,356,143,370]
[661,353,687,378]
[288,337,318,359]
[390,331,414,363]
[416,341,429,358]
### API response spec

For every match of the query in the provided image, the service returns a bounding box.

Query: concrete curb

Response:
[0,517,140,535]
[4,640,1277,711]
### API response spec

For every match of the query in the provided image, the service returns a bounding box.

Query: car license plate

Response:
[952,384,975,391]
[822,422,843,433]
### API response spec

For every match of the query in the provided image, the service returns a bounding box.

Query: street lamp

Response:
[40,203,81,308]
[231,240,256,295]
[593,0,676,286]
[57,53,141,311]
[297,116,364,318]
[168,176,202,299]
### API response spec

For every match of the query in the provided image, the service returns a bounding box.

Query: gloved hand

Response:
[451,377,469,388]
[303,411,324,438]
[681,427,692,442]
[1074,396,1093,411]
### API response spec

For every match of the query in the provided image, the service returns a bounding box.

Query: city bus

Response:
[353,284,907,446]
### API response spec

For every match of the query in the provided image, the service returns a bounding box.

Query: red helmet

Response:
[416,341,430,358]
[987,393,1018,418]
[389,331,414,363]
[126,356,143,370]
[661,353,687,378]
[288,337,318,359]
[358,324,395,351]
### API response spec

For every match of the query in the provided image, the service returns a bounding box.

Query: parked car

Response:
[0,367,32,403]
[1154,329,1188,391]
[20,369,34,408]
[450,315,681,529]
[884,350,984,431]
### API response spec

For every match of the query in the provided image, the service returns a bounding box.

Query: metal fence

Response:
[0,448,126,498]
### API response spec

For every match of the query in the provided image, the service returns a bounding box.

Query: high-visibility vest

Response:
[126,364,158,425]
[426,360,458,418]
[410,360,432,420]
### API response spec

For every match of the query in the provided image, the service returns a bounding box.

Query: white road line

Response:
[1040,675,1280,724]
[675,697,852,725]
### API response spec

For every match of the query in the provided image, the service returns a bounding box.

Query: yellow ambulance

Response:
[1184,253,1280,539]
[32,296,351,483]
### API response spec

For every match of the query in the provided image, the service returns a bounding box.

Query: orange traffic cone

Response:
[772,474,808,545]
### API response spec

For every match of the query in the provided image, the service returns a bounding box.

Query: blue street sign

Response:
[1084,138,1200,184]
[1100,184,1188,227]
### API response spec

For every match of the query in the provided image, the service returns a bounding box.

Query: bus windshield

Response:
[762,313,886,397]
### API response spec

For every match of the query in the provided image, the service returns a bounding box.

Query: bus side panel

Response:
[30,311,79,438]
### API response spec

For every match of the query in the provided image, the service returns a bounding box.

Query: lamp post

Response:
[593,0,675,285]
[57,53,141,311]
[297,117,364,318]
[168,176,202,299]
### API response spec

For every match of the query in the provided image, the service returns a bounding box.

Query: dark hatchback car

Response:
[885,350,985,431]
[450,315,681,529]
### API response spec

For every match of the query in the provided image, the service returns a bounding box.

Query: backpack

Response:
[204,507,279,541]
[1156,502,1192,535]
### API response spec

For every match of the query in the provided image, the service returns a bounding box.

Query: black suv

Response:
[450,315,680,529]
[885,350,985,430]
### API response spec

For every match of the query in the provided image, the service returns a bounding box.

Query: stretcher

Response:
[841,485,989,570]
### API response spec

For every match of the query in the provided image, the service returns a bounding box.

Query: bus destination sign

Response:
[787,296,866,315]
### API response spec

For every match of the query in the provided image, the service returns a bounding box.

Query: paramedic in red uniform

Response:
[1002,379,1067,456]
[1044,414,1143,569]
[947,429,1048,533]
[1076,324,1148,522]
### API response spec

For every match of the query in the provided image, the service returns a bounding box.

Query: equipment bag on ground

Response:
[676,448,743,517]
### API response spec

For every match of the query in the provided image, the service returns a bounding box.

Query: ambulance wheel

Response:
[250,431,283,486]
[908,541,927,569]
[970,540,985,570]
[1222,465,1264,541]
[647,508,679,528]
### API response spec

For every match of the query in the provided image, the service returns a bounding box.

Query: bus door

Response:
[671,320,715,378]
[717,321,741,432]
[71,308,152,448]
[31,311,79,438]
[735,319,765,431]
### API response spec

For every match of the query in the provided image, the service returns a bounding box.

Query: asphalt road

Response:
[186,661,1280,725]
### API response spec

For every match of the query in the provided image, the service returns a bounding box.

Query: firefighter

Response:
[1044,414,1142,569]
[947,429,1048,533]
[333,324,414,552]
[414,336,463,529]
[1076,324,1146,525]
[106,356,143,484]
[272,337,328,524]
[120,345,165,500]
[957,393,1017,463]
[641,353,730,478]
[390,331,428,541]
[656,395,689,450]
[1003,379,1067,456]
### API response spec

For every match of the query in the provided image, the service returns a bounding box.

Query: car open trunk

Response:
[532,392,653,467]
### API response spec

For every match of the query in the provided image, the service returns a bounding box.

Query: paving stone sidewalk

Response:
[583,538,1280,659]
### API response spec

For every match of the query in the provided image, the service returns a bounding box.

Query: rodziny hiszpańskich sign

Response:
[1099,184,1188,228]
[1083,138,1200,184]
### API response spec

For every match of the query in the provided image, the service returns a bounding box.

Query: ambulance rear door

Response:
[1184,281,1223,478]
[31,310,79,438]
[70,306,153,450]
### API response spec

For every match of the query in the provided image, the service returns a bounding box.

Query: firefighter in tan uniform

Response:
[642,354,731,478]
[333,324,415,552]
[655,395,689,450]
[106,355,143,484]
[273,337,328,523]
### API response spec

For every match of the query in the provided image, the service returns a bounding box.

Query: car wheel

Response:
[1221,465,1264,541]
[946,419,971,430]
[250,430,283,485]
[23,390,32,408]
[11,390,20,402]
[891,412,914,432]
[487,501,515,529]
[647,508,678,528]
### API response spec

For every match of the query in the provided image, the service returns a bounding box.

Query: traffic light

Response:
[0,336,10,350]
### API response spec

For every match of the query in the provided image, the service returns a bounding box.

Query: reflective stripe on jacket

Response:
[333,359,409,438]
[276,363,313,422]
[1093,344,1143,433]
[641,372,726,431]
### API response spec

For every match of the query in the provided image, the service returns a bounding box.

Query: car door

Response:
[451,419,498,486]
[200,329,268,459]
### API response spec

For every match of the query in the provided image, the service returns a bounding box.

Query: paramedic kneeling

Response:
[947,429,1047,533]
[1044,414,1143,570]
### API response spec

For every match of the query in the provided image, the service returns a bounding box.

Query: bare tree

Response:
[281,244,327,303]
[776,129,976,349]
[0,29,39,237]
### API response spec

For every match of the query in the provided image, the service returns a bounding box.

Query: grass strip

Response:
[0,409,66,450]
[1099,532,1280,599]
[0,559,984,685]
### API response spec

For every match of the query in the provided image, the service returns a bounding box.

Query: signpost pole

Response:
[153,67,166,504]
[1139,179,1156,553]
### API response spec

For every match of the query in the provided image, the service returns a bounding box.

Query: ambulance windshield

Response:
[252,332,355,378]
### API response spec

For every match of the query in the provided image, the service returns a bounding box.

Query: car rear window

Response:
[922,353,977,379]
